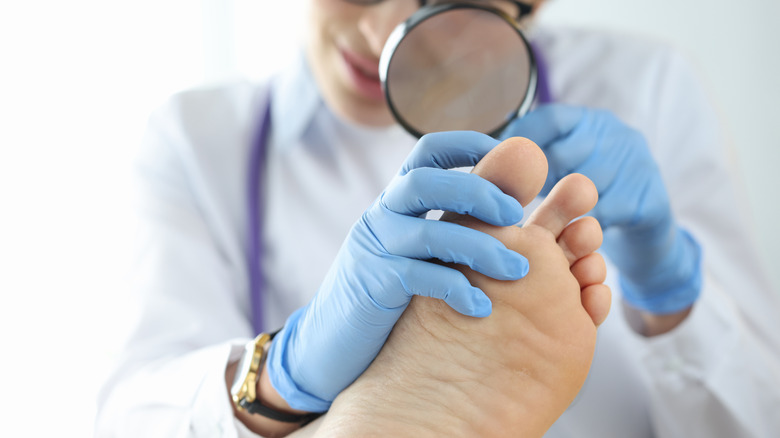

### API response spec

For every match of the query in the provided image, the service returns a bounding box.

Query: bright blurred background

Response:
[1,0,777,435]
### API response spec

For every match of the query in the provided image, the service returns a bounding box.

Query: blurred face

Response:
[305,0,542,127]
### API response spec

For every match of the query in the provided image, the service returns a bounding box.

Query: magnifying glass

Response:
[380,4,537,138]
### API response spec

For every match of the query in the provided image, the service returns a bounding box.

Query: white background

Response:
[1,0,777,436]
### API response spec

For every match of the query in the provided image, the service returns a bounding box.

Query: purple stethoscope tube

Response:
[246,46,553,334]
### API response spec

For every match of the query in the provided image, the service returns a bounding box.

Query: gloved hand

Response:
[503,104,702,315]
[267,131,530,412]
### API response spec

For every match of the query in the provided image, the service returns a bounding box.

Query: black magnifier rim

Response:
[379,3,538,139]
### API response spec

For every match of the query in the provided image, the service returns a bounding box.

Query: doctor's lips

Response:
[340,48,384,101]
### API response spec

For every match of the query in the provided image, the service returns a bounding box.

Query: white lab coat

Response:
[95,25,780,437]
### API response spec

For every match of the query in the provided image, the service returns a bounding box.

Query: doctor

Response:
[96,0,780,437]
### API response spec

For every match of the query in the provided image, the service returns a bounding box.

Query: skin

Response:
[305,0,545,127]
[305,137,610,437]
[304,0,688,333]
[227,0,689,435]
[229,136,609,437]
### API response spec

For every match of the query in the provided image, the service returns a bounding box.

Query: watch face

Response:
[231,342,255,397]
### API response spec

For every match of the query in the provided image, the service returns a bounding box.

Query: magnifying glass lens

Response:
[383,7,535,137]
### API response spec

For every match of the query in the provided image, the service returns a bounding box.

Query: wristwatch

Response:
[230,331,322,425]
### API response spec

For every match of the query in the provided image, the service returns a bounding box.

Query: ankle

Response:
[324,374,473,437]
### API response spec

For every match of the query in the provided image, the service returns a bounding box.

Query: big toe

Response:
[440,137,548,226]
[467,136,548,207]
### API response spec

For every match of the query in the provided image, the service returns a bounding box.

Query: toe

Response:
[581,284,612,327]
[570,252,607,288]
[468,136,548,208]
[440,137,548,224]
[557,217,603,266]
[525,173,598,239]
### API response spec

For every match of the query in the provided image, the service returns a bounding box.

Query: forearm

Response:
[312,298,497,437]
[313,367,465,437]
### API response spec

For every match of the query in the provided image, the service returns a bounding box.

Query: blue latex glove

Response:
[503,104,702,315]
[267,131,530,412]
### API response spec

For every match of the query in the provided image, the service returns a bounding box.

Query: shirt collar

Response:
[270,52,321,150]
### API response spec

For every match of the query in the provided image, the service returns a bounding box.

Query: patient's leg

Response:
[306,137,611,437]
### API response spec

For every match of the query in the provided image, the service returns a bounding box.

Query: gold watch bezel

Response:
[231,332,273,411]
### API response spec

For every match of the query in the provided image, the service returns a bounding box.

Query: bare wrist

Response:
[256,361,311,416]
[623,302,693,337]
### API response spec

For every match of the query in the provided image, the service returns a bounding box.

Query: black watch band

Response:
[240,399,323,426]
[238,328,324,426]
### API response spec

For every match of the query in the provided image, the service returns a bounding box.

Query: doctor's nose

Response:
[357,0,419,56]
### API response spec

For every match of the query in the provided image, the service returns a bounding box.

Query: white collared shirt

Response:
[261,56,417,331]
[96,25,780,438]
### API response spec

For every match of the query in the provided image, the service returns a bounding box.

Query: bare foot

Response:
[309,138,611,437]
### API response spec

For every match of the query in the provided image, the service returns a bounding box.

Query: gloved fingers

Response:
[536,131,602,198]
[590,164,670,229]
[391,257,493,317]
[400,131,501,175]
[566,123,648,194]
[501,104,586,148]
[382,167,524,226]
[540,166,558,198]
[506,107,643,191]
[539,122,598,179]
[503,105,588,197]
[371,212,529,280]
[587,185,634,229]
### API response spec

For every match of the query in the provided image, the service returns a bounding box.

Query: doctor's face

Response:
[306,0,418,127]
[306,0,542,128]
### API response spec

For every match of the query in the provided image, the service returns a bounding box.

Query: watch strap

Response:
[240,399,323,426]
[239,329,324,426]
